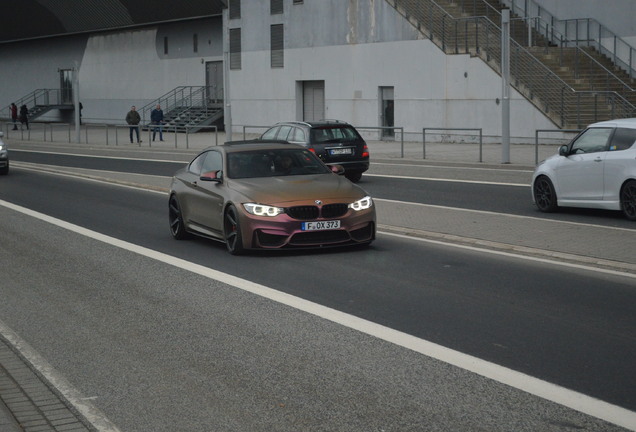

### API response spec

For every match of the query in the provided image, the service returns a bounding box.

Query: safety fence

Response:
[1,122,219,149]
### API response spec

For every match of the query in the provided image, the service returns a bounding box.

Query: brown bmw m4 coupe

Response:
[169,140,376,255]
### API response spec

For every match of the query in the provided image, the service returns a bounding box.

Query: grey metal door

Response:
[303,81,324,121]
[206,61,224,104]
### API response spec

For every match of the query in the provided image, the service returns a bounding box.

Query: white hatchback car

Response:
[532,118,636,220]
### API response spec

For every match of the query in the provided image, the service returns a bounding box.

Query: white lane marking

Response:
[1,198,635,431]
[14,164,635,235]
[374,197,636,233]
[11,148,185,164]
[373,161,535,173]
[365,173,528,186]
[380,231,636,279]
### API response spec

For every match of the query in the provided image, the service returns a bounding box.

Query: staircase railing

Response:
[502,0,636,80]
[140,86,214,125]
[387,0,636,127]
[457,0,635,93]
[0,89,63,120]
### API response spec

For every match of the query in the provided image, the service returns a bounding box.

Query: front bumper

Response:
[238,205,376,250]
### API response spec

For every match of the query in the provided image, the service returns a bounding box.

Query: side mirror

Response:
[0,131,4,137]
[330,164,345,175]
[200,170,222,182]
[558,145,569,156]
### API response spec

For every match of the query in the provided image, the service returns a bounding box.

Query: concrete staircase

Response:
[386,0,636,128]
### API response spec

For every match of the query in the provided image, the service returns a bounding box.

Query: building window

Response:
[193,33,198,53]
[230,28,242,70]
[271,24,284,68]
[164,36,168,54]
[229,0,241,19]
[271,0,283,14]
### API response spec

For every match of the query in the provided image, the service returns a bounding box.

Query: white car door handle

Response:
[594,158,603,162]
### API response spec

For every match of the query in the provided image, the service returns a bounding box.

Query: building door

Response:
[302,81,325,121]
[206,61,224,104]
[60,69,74,104]
[380,86,394,139]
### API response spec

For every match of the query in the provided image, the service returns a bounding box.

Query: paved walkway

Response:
[1,129,635,431]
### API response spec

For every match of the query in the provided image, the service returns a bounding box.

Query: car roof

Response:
[588,118,636,129]
[274,120,353,128]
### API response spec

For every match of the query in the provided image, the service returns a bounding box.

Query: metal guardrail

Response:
[0,89,66,120]
[388,0,636,128]
[534,128,581,165]
[1,122,218,150]
[423,128,483,161]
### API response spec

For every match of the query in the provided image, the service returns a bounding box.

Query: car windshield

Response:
[227,148,331,179]
[310,126,359,143]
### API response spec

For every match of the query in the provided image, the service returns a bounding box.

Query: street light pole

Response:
[501,8,511,163]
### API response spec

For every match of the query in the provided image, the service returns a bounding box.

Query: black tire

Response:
[533,176,558,213]
[169,195,190,239]
[620,180,636,221]
[345,171,362,183]
[0,161,8,175]
[224,205,245,255]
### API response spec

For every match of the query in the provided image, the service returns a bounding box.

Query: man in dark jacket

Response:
[125,106,142,143]
[150,104,164,141]
[19,105,29,130]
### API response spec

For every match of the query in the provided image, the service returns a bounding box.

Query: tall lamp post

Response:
[501,8,511,163]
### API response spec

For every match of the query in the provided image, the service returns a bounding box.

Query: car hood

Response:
[228,174,367,205]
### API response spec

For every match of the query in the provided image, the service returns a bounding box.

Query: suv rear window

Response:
[310,126,360,143]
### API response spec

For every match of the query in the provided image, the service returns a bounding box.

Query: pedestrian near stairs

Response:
[151,104,164,141]
[10,103,17,130]
[125,105,142,143]
[19,105,28,130]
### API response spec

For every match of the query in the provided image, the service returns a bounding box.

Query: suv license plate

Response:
[302,220,341,231]
[329,148,353,155]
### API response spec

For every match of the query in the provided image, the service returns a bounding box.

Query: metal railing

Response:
[140,86,215,126]
[0,89,66,120]
[501,0,636,80]
[2,121,219,149]
[387,0,636,128]
[423,128,483,161]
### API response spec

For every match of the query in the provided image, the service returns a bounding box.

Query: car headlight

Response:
[243,203,284,217]
[348,196,373,211]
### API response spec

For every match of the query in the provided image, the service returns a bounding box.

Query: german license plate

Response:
[328,147,353,155]
[301,220,341,231]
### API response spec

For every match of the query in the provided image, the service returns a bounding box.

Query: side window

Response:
[277,125,292,140]
[290,127,306,143]
[609,127,636,151]
[188,153,206,175]
[201,151,222,176]
[570,128,612,154]
[262,126,279,140]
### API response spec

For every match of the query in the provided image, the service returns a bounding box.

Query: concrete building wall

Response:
[228,0,555,142]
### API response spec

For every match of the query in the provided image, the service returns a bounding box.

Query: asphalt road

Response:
[1,150,635,431]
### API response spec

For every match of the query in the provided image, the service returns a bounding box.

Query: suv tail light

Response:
[362,144,369,158]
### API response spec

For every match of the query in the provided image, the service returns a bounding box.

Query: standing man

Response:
[125,105,142,143]
[10,103,18,130]
[19,105,29,130]
[150,104,164,141]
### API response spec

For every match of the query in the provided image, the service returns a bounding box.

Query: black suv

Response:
[260,120,369,182]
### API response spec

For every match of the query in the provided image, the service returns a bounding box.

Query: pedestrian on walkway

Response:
[10,103,18,130]
[150,104,164,141]
[19,105,29,130]
[125,105,142,143]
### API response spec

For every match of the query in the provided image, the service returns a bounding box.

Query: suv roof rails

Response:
[277,121,312,127]
[318,119,348,124]
[224,139,295,146]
